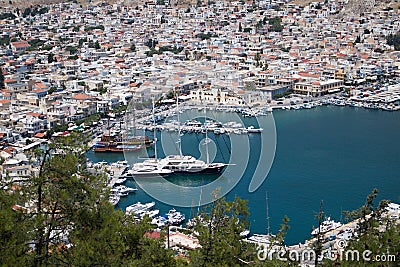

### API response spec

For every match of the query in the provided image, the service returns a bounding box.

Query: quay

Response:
[244,203,400,265]
[107,164,128,188]
[136,123,263,135]
[86,161,128,188]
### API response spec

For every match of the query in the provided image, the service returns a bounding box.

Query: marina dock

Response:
[87,161,128,188]
[107,163,129,188]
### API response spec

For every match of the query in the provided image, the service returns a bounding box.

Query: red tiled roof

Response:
[32,89,46,93]
[27,112,42,117]
[72,93,93,100]
[3,146,16,153]
[34,132,46,138]
[144,231,161,239]
[35,82,48,89]
[4,79,16,83]
[11,41,30,48]
[130,83,139,87]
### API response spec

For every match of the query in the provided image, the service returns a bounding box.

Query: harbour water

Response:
[86,106,400,245]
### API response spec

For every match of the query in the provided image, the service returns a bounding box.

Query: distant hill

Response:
[291,0,315,7]
[1,0,398,11]
[1,0,64,8]
[1,0,259,9]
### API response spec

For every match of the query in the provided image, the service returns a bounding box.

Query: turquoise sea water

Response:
[86,106,400,245]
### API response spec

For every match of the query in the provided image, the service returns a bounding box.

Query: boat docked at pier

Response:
[109,194,120,206]
[128,98,228,178]
[164,208,186,225]
[158,155,209,173]
[245,192,276,245]
[129,155,227,176]
[151,208,186,227]
[127,162,173,177]
[111,185,137,197]
[125,201,156,215]
[311,217,342,236]
[93,133,152,153]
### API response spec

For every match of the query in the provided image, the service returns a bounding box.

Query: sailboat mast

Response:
[197,180,203,214]
[204,106,209,164]
[176,89,182,156]
[107,116,110,136]
[152,98,157,159]
[133,108,137,137]
[266,191,270,236]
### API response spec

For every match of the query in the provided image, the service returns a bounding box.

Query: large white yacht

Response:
[127,162,172,177]
[130,155,226,176]
[129,98,228,177]
[157,155,207,173]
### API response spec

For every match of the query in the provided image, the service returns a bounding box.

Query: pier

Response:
[243,203,400,265]
[87,161,128,188]
[107,164,128,188]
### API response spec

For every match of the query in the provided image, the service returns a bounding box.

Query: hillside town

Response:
[0,0,399,178]
[0,0,399,136]
[0,1,399,265]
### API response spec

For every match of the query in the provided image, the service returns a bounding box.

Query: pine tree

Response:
[0,180,33,265]
[94,40,100,49]
[0,132,177,266]
[0,67,4,89]
[190,190,253,266]
[324,190,400,266]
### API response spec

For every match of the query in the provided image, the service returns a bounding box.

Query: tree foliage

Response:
[0,35,10,46]
[189,191,254,266]
[268,17,283,32]
[65,46,78,54]
[22,6,48,18]
[0,133,170,266]
[84,25,105,32]
[324,189,400,266]
[47,53,55,63]
[0,12,16,20]
[0,67,4,89]
[145,46,184,57]
[386,32,400,51]
[94,40,100,50]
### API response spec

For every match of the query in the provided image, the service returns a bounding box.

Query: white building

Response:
[189,87,246,106]
[294,79,344,97]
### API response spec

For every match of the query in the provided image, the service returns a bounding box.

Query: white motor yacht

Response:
[164,208,186,225]
[151,216,168,228]
[111,185,137,196]
[114,177,127,185]
[108,194,120,206]
[128,163,172,177]
[158,155,207,173]
[157,155,228,174]
[247,126,263,133]
[125,201,156,215]
[311,217,342,235]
